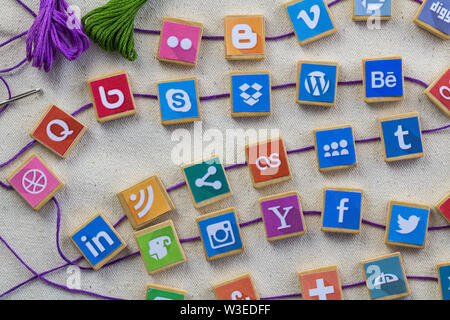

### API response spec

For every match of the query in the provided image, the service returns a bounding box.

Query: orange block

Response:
[117,175,175,230]
[224,15,265,60]
[298,265,343,300]
[246,137,292,188]
[213,273,259,300]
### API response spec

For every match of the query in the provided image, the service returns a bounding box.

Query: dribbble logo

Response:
[166,89,192,112]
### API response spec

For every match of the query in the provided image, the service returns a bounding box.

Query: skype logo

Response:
[166,89,192,112]
[157,78,200,123]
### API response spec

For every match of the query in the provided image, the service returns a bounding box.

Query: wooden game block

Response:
[352,0,392,21]
[196,207,245,261]
[30,104,87,158]
[424,66,450,117]
[134,219,186,275]
[259,191,307,241]
[213,273,260,300]
[7,153,64,211]
[230,71,272,117]
[435,192,450,224]
[156,76,202,125]
[69,212,127,270]
[224,15,266,60]
[384,200,431,249]
[320,187,364,234]
[298,265,343,300]
[146,283,188,300]
[413,0,450,40]
[378,112,424,162]
[117,175,175,230]
[157,17,204,66]
[284,0,338,46]
[436,262,450,300]
[296,60,339,107]
[360,252,411,300]
[87,70,137,123]
[245,137,292,188]
[181,155,233,208]
[362,56,405,103]
[313,124,358,172]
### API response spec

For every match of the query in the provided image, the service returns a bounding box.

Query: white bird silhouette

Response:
[397,215,420,234]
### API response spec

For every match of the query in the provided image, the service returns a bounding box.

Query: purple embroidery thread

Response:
[25,0,90,72]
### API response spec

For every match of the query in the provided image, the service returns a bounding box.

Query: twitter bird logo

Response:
[397,215,420,234]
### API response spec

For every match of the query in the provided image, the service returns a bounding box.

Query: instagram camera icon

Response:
[157,17,204,66]
[87,70,137,123]
[197,208,244,261]
[207,221,236,249]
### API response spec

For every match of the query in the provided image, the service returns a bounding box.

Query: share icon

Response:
[195,166,222,190]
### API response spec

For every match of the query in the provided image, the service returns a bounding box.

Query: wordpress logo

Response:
[166,89,192,112]
[297,62,338,106]
[305,71,330,96]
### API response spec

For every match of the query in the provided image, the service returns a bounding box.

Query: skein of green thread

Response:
[81,0,149,61]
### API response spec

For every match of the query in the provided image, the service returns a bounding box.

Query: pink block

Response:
[9,156,61,208]
[158,21,202,64]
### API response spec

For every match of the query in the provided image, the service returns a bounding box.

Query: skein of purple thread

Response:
[26,0,90,72]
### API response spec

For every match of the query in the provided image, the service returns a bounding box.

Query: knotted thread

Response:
[82,0,148,61]
[26,0,90,72]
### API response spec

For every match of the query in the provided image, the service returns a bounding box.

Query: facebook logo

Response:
[379,113,424,161]
[321,188,363,233]
[364,57,404,102]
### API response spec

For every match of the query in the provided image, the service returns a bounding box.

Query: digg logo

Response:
[430,1,450,23]
[166,89,192,112]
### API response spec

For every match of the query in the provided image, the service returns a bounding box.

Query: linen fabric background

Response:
[0,0,449,300]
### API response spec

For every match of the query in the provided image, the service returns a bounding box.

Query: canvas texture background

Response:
[0,0,448,300]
